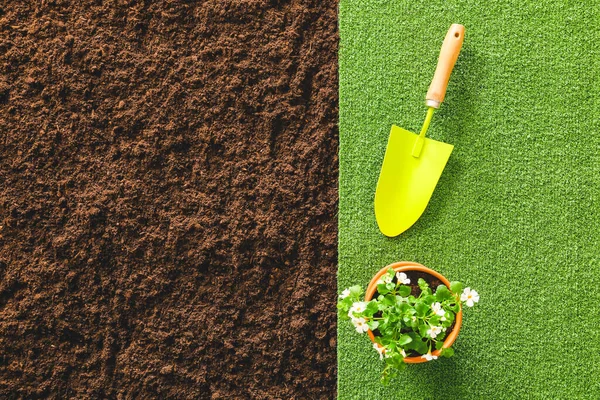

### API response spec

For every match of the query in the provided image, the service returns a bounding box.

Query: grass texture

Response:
[338,1,600,398]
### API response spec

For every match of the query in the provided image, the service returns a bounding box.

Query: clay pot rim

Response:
[365,261,463,364]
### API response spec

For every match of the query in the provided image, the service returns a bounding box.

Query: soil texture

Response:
[0,1,338,398]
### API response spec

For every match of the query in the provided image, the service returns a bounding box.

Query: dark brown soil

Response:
[0,1,338,399]
[403,271,444,297]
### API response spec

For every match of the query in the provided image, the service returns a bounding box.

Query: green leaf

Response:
[367,320,379,330]
[337,301,351,320]
[418,278,429,290]
[365,301,379,316]
[391,353,404,368]
[435,285,452,301]
[378,322,388,334]
[414,338,428,354]
[447,302,460,313]
[385,312,397,324]
[397,285,411,297]
[450,281,463,295]
[440,347,455,358]
[405,332,421,351]
[382,294,395,306]
[398,334,413,346]
[386,282,395,291]
[415,301,429,317]
[410,316,418,329]
[349,285,363,296]
[337,297,351,309]
[418,323,429,337]
[381,368,392,386]
[377,284,390,295]
[435,341,444,350]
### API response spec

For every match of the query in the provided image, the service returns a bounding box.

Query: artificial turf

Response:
[338,2,600,398]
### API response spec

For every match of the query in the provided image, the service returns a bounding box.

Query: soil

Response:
[0,1,338,399]
[403,271,444,297]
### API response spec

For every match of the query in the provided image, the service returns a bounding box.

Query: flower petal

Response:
[460,288,470,302]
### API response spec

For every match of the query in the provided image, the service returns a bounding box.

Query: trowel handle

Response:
[425,24,465,109]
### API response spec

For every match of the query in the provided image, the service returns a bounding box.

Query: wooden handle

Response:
[425,24,465,108]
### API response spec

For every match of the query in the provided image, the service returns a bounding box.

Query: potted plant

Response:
[338,261,479,384]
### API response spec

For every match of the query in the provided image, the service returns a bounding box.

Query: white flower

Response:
[431,302,447,320]
[426,327,435,338]
[395,272,411,285]
[421,352,438,361]
[426,325,442,339]
[339,288,351,300]
[373,343,386,360]
[352,317,369,333]
[461,288,480,307]
[400,349,407,358]
[376,273,393,286]
[347,301,367,318]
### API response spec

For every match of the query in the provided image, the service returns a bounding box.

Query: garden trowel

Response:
[375,24,465,237]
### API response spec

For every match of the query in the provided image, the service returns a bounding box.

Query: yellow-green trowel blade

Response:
[374,125,453,237]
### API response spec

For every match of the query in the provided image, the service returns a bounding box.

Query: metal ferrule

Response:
[425,99,440,109]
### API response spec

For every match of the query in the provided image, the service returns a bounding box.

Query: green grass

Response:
[338,1,600,398]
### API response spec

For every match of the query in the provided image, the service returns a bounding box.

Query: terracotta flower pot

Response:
[365,261,463,364]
